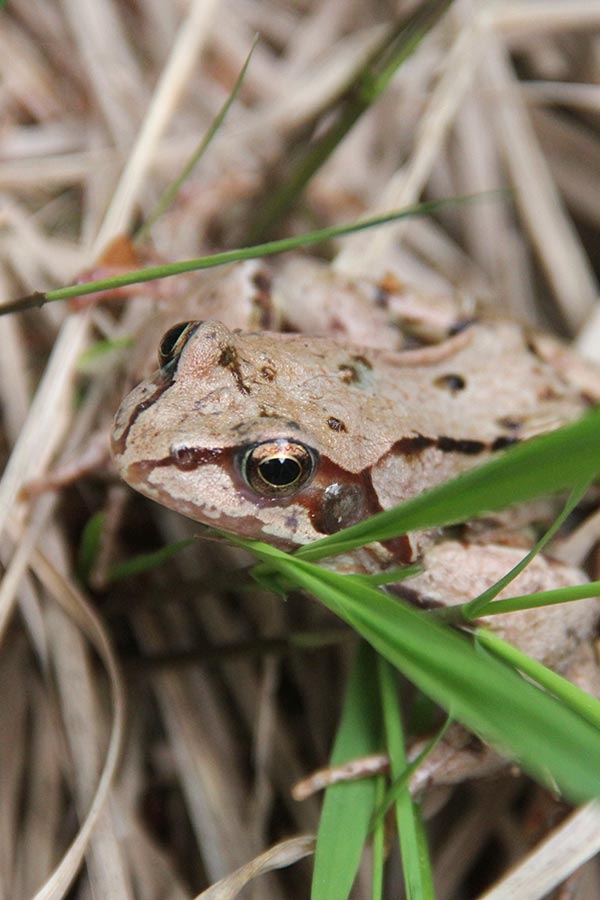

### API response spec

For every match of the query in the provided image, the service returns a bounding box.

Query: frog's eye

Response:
[241,439,317,497]
[158,321,201,369]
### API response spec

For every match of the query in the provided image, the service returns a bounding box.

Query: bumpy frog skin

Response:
[112,258,600,701]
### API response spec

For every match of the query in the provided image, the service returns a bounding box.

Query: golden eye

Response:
[158,321,201,369]
[241,440,317,497]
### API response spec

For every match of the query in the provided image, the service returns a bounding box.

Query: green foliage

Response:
[107,538,197,583]
[246,539,600,804]
[0,194,498,315]
[377,657,434,900]
[76,511,105,584]
[311,644,382,900]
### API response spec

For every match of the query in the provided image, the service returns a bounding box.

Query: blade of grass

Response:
[474,628,600,730]
[107,538,196,582]
[135,36,258,242]
[463,478,592,618]
[252,562,422,597]
[76,511,105,584]
[347,564,423,586]
[242,540,600,804]
[435,580,600,625]
[0,193,500,315]
[477,581,600,616]
[376,657,434,900]
[245,0,453,242]
[312,642,383,900]
[371,776,386,900]
[76,336,133,374]
[370,719,450,833]
[295,407,600,562]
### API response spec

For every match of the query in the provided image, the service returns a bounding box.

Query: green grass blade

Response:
[0,194,499,315]
[348,564,422,586]
[371,777,386,900]
[370,719,450,832]
[312,643,383,900]
[107,538,197,582]
[76,511,105,584]
[136,36,258,242]
[435,580,600,625]
[244,541,600,803]
[245,0,452,241]
[464,479,591,618]
[296,408,600,562]
[76,336,133,374]
[474,629,600,729]
[377,657,434,900]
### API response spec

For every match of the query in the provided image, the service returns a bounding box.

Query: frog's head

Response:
[111,320,385,548]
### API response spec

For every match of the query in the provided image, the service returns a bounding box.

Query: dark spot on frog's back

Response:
[252,269,272,293]
[260,364,276,381]
[437,436,486,455]
[391,435,436,456]
[338,363,359,384]
[389,433,519,458]
[218,345,237,367]
[538,385,561,402]
[327,417,347,432]
[338,354,372,386]
[374,285,389,308]
[218,345,251,395]
[251,268,274,327]
[496,416,522,431]
[434,373,466,393]
[491,435,519,451]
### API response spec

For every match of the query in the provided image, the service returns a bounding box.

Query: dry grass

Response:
[1,1,600,898]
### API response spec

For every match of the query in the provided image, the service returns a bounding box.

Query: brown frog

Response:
[111,256,600,783]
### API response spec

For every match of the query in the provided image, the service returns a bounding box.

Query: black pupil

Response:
[259,456,301,486]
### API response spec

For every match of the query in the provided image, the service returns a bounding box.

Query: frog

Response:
[111,255,600,789]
